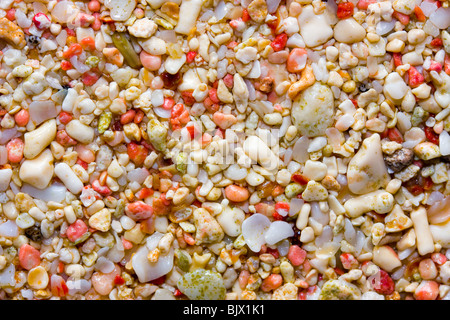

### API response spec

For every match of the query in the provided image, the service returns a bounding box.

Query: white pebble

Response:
[54,163,84,194]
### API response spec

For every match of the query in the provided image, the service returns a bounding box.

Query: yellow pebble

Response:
[66,36,77,46]
[27,266,49,290]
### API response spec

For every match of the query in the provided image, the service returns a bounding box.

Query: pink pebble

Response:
[140,51,161,71]
[287,245,306,266]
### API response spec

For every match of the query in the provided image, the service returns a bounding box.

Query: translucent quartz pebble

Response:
[0,264,15,287]
[264,221,294,246]
[131,232,174,282]
[241,213,270,252]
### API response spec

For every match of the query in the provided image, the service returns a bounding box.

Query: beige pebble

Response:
[291,82,334,137]
[298,5,333,48]
[347,134,390,195]
[89,208,112,232]
[333,18,366,44]
[19,149,54,190]
[23,119,57,160]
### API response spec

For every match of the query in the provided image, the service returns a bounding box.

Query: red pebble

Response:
[287,245,307,267]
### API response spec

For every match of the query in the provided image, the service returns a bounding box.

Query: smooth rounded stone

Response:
[164,54,186,75]
[0,168,12,192]
[151,288,176,300]
[333,18,366,44]
[393,0,416,14]
[23,119,56,159]
[243,135,280,171]
[372,246,402,272]
[242,213,271,252]
[434,72,450,109]
[0,264,15,287]
[54,162,83,194]
[298,5,333,48]
[216,206,245,237]
[291,83,334,137]
[65,119,94,144]
[418,96,442,114]
[131,232,174,283]
[177,268,226,300]
[383,72,408,101]
[19,149,54,190]
[347,134,390,195]
[0,220,19,238]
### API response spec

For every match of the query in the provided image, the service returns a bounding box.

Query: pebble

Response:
[344,190,395,218]
[291,83,334,137]
[272,283,298,300]
[23,119,56,159]
[372,245,402,272]
[0,17,26,49]
[0,169,12,192]
[333,18,366,44]
[298,5,333,48]
[54,162,84,194]
[243,135,280,171]
[104,0,136,21]
[27,266,49,289]
[164,54,186,75]
[384,204,413,233]
[88,208,111,232]
[128,18,157,38]
[241,213,271,252]
[216,206,245,237]
[247,0,268,23]
[319,279,361,300]
[177,268,226,300]
[347,134,390,195]
[132,232,174,282]
[235,47,258,65]
[174,0,203,35]
[65,120,94,144]
[383,72,409,101]
[19,149,54,190]
[264,221,294,245]
[301,181,328,201]
[393,0,417,15]
[414,142,441,160]
[192,208,224,245]
[439,131,450,156]
[430,219,450,248]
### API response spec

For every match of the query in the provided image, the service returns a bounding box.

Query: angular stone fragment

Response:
[88,208,111,232]
[193,208,224,245]
[384,204,413,233]
[298,5,333,48]
[19,149,54,190]
[347,134,390,194]
[0,17,26,49]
